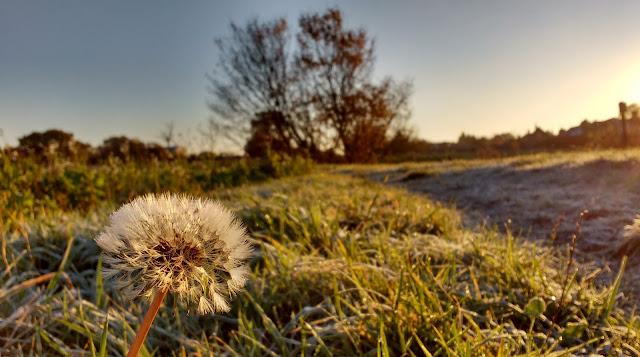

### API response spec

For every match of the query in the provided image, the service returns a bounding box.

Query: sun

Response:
[626,65,640,105]
[632,81,640,105]
[615,61,640,106]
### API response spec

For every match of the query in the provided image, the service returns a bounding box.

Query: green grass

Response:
[1,169,639,356]
[0,150,313,221]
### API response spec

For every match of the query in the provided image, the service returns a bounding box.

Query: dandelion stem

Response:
[127,287,169,357]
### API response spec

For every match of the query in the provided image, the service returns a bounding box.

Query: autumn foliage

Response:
[208,8,412,163]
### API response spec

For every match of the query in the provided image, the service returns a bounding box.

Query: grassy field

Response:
[1,153,639,355]
[345,149,640,268]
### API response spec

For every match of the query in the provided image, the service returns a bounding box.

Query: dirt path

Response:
[356,151,640,290]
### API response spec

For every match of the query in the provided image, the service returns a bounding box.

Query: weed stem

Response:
[127,287,169,357]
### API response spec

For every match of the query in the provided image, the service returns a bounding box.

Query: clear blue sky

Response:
[2,1,640,151]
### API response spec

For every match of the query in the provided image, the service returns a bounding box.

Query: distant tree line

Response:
[6,100,637,165]
[431,102,640,159]
[207,8,421,163]
[3,127,431,165]
[4,129,190,165]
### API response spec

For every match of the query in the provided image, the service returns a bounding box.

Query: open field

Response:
[348,150,640,265]
[1,153,639,355]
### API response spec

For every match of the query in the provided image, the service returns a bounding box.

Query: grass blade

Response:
[603,255,627,319]
[99,308,110,357]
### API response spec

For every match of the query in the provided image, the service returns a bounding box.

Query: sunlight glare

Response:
[632,79,640,105]
[625,63,640,105]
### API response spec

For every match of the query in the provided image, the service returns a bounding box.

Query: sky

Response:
[2,1,640,151]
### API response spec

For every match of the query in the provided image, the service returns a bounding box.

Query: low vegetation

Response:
[1,156,638,355]
[347,148,640,269]
[0,150,313,221]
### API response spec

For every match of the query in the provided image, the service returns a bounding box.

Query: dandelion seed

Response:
[95,193,252,356]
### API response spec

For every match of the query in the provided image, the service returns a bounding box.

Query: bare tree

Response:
[0,128,5,150]
[208,9,412,162]
[207,18,321,156]
[160,121,176,148]
[198,118,219,153]
[296,8,412,162]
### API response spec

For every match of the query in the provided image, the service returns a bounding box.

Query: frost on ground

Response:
[356,150,640,289]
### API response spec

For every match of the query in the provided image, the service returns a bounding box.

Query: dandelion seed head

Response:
[95,193,252,314]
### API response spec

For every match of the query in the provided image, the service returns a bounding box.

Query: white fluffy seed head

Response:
[95,193,252,314]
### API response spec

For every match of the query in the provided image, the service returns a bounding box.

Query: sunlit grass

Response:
[1,170,638,355]
[337,147,640,177]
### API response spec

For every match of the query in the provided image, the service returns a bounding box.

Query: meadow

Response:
[352,149,640,271]
[0,150,639,356]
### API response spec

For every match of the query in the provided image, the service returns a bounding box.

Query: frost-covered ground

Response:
[349,149,640,289]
